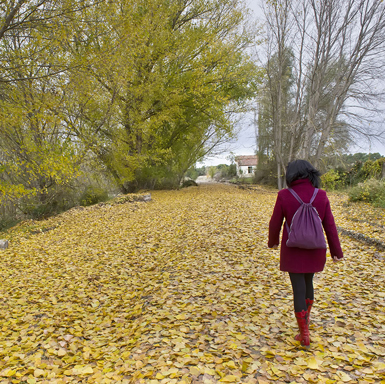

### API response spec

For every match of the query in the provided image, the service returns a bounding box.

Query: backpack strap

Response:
[310,188,319,204]
[287,188,304,204]
[286,188,302,233]
[288,187,319,204]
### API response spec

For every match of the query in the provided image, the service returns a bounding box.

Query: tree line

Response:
[256,0,385,188]
[0,0,260,222]
[2,0,385,226]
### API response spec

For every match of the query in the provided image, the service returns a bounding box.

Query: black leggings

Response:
[289,273,314,312]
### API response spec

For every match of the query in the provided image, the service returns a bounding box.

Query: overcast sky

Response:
[199,0,385,167]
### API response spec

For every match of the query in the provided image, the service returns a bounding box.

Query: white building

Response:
[235,155,258,178]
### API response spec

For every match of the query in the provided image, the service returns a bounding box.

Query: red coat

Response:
[268,178,343,273]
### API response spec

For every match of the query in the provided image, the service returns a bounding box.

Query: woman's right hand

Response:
[333,256,342,262]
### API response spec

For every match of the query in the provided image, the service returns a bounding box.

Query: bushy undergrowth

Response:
[349,178,385,207]
[0,171,115,231]
[0,216,19,232]
[322,156,385,190]
[321,169,342,191]
[253,162,278,186]
[79,186,109,207]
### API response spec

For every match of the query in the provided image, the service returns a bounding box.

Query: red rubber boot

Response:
[295,299,314,341]
[306,299,314,326]
[295,310,310,347]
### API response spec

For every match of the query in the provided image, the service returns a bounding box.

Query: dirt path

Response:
[0,184,384,383]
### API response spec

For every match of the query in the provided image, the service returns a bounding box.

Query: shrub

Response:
[181,179,198,188]
[253,161,278,186]
[217,164,237,178]
[349,178,385,207]
[19,185,78,218]
[0,216,19,232]
[208,166,216,179]
[239,177,253,184]
[347,157,385,185]
[186,166,206,180]
[79,186,109,206]
[321,169,341,191]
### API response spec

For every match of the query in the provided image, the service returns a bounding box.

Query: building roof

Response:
[235,155,258,166]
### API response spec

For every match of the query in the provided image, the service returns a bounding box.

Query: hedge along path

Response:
[0,184,384,384]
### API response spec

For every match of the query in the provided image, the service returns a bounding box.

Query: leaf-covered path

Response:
[0,184,384,383]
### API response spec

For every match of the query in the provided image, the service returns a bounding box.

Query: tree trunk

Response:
[277,161,282,189]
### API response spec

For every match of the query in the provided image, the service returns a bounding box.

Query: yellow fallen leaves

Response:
[220,374,239,382]
[57,348,66,357]
[331,192,385,246]
[337,370,353,382]
[33,369,45,377]
[0,184,384,383]
[307,357,320,370]
[0,368,16,377]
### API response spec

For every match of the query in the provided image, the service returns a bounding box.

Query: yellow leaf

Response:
[1,369,16,377]
[204,367,217,376]
[220,375,238,382]
[357,342,368,353]
[224,360,237,369]
[57,348,66,356]
[373,362,385,370]
[189,366,200,376]
[241,361,250,372]
[81,366,94,375]
[270,365,283,376]
[34,369,45,378]
[294,357,307,366]
[308,357,319,370]
[337,371,352,382]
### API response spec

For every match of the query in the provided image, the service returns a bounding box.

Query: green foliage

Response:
[64,0,261,192]
[217,164,237,179]
[181,179,198,188]
[0,216,19,232]
[253,160,278,186]
[239,177,254,184]
[349,179,385,208]
[208,167,217,179]
[186,166,206,180]
[19,185,78,219]
[341,152,383,167]
[79,186,109,207]
[321,169,343,191]
[319,154,385,192]
[0,0,262,225]
[360,158,385,180]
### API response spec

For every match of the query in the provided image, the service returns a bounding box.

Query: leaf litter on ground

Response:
[0,184,384,383]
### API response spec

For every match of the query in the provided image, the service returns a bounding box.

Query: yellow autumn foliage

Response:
[0,184,384,383]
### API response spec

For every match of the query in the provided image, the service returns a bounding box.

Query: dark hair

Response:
[286,160,321,188]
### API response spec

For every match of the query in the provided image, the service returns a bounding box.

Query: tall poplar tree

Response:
[62,0,260,191]
[258,0,385,187]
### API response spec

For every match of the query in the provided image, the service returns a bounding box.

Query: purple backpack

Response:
[285,188,327,249]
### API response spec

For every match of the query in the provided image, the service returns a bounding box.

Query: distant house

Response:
[235,155,258,178]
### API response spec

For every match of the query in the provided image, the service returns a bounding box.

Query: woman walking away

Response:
[268,160,343,348]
